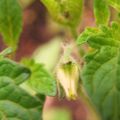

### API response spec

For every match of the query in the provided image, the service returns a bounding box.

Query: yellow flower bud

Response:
[56,61,80,100]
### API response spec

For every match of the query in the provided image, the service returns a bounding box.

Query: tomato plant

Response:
[0,0,120,120]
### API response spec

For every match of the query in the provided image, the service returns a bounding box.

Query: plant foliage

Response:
[22,59,56,96]
[77,22,120,120]
[0,0,22,50]
[0,0,120,120]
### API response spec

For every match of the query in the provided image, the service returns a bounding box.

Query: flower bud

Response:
[56,61,80,100]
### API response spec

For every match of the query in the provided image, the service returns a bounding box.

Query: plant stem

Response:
[8,51,16,60]
[70,27,78,39]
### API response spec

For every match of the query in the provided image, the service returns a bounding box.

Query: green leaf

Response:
[94,0,110,25]
[22,59,57,96]
[0,76,44,120]
[0,0,22,49]
[41,0,83,27]
[0,111,6,120]
[107,0,120,11]
[87,36,120,48]
[0,58,30,85]
[80,22,120,120]
[77,27,100,45]
[41,0,65,24]
[61,0,83,27]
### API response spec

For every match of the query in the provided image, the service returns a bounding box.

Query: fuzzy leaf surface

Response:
[22,59,56,96]
[0,76,44,120]
[41,0,83,27]
[78,22,120,120]
[94,0,110,25]
[0,58,30,85]
[0,0,22,49]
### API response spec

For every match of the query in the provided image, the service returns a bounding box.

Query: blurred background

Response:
[0,0,95,120]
